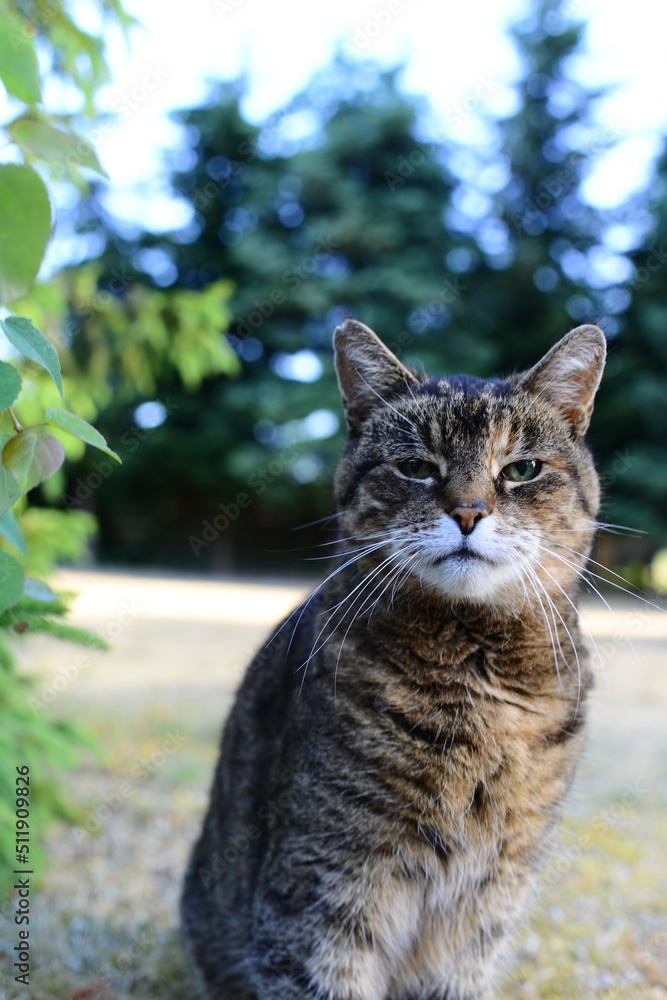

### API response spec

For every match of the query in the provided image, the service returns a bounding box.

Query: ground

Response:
[1,568,666,999]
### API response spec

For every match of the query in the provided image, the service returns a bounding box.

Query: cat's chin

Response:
[417,556,525,610]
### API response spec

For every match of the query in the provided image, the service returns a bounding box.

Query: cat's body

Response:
[182,319,606,999]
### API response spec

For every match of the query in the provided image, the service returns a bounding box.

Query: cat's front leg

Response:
[250,943,392,1000]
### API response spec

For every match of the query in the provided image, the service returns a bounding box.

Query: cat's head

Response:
[333,319,606,612]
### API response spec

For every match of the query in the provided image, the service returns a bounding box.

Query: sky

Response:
[73,0,667,236]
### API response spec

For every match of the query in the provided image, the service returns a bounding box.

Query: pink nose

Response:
[448,504,490,536]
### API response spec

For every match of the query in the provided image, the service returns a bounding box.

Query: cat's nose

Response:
[448,503,490,536]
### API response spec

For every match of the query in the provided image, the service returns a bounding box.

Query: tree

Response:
[458,0,666,559]
[446,1,615,365]
[601,143,667,548]
[56,62,477,569]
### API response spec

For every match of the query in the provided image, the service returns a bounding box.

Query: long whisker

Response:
[592,520,648,536]
[552,542,665,611]
[333,550,419,699]
[298,544,412,692]
[305,528,404,555]
[527,557,585,710]
[315,528,405,547]
[290,511,345,532]
[547,544,665,614]
[283,536,400,660]
[532,550,609,703]
[540,545,648,677]
[356,371,421,433]
[514,552,565,696]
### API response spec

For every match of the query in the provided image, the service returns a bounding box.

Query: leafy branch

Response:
[0,0,129,889]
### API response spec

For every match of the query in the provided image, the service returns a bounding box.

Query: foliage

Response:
[0,627,101,889]
[0,0,244,888]
[0,0,131,891]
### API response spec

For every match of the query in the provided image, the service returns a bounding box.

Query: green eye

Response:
[396,458,438,480]
[501,459,542,483]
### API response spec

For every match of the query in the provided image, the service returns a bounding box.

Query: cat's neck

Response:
[325,562,586,692]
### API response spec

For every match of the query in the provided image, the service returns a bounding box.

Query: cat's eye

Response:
[396,458,438,480]
[501,459,542,483]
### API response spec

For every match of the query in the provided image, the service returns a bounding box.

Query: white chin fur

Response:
[402,514,536,607]
[418,557,523,605]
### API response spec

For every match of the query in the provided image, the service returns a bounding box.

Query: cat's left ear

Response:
[334,318,419,432]
[519,324,607,438]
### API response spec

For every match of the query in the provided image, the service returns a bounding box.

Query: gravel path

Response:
[1,569,666,999]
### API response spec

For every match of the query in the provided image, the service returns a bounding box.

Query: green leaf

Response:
[0,459,21,516]
[23,577,59,602]
[0,12,42,104]
[0,315,63,396]
[2,431,65,492]
[0,165,51,303]
[46,408,121,462]
[0,361,21,409]
[0,550,24,615]
[9,118,108,178]
[0,509,26,555]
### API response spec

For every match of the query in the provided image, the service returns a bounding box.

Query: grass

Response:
[1,569,666,999]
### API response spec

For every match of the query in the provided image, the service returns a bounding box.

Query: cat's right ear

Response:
[519,324,606,438]
[333,319,419,432]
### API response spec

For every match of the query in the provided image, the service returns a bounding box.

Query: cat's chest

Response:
[342,638,576,838]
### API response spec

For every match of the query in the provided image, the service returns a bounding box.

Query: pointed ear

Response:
[519,324,607,437]
[333,318,419,432]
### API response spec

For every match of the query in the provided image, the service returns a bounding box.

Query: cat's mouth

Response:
[430,548,494,566]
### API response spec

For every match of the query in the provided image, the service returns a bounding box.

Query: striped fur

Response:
[182,319,606,999]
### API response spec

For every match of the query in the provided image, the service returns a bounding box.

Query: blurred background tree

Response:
[16,0,667,581]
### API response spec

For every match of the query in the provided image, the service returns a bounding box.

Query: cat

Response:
[181,317,607,1000]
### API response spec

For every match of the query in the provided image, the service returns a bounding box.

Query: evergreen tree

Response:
[62,63,472,569]
[54,11,665,569]
[449,0,614,371]
[463,0,666,550]
[602,144,667,547]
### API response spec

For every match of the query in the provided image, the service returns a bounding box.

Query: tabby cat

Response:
[182,318,607,999]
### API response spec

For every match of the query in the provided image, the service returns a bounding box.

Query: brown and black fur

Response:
[181,319,607,999]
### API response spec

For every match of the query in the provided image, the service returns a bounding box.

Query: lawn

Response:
[2,569,666,999]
